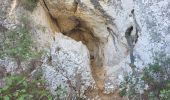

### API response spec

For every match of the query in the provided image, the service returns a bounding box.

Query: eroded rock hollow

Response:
[1,0,170,99]
[39,0,138,99]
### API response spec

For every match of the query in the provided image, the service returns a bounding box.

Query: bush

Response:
[160,86,170,100]
[119,72,144,99]
[0,16,41,68]
[142,55,170,100]
[0,27,38,67]
[0,75,53,100]
[20,0,38,11]
[119,54,170,100]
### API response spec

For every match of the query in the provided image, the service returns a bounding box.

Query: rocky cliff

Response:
[0,0,169,99]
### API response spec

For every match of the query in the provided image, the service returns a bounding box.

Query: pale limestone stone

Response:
[42,33,95,97]
[0,0,169,99]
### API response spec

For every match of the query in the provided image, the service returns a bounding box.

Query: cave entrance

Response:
[51,15,106,90]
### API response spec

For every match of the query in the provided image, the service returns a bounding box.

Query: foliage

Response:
[20,0,38,12]
[119,75,132,97]
[119,72,144,99]
[119,54,170,100]
[142,55,170,100]
[0,27,33,59]
[0,75,53,100]
[160,85,170,100]
[0,16,41,68]
[0,26,39,68]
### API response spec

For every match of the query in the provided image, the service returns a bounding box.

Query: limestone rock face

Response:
[133,0,170,67]
[0,0,169,99]
[41,0,170,98]
[43,0,136,94]
[42,33,95,98]
[35,0,169,98]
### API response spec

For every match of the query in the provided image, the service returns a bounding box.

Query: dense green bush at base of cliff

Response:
[0,75,53,100]
[119,54,170,100]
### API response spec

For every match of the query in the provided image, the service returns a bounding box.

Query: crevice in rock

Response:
[107,27,119,51]
[40,0,61,35]
[73,0,79,13]
[39,1,122,98]
[41,0,50,12]
[125,9,139,68]
[125,24,138,68]
[60,18,106,90]
[48,14,106,91]
[131,9,141,33]
[90,0,115,23]
[125,26,135,65]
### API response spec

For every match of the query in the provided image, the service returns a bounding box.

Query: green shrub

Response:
[1,27,32,58]
[20,0,38,11]
[143,58,170,100]
[0,27,38,67]
[0,16,41,68]
[160,86,170,100]
[119,54,170,100]
[119,73,144,99]
[0,75,53,100]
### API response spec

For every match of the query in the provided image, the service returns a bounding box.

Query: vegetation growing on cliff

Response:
[0,75,53,100]
[20,0,38,11]
[0,16,40,68]
[119,53,170,100]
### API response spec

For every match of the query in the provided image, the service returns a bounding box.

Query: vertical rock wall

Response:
[134,0,170,68]
[40,0,137,98]
[0,0,169,99]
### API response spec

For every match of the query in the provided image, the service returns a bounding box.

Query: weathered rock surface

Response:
[41,0,169,99]
[0,0,169,99]
[134,0,170,67]
[42,0,136,95]
[42,33,95,98]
